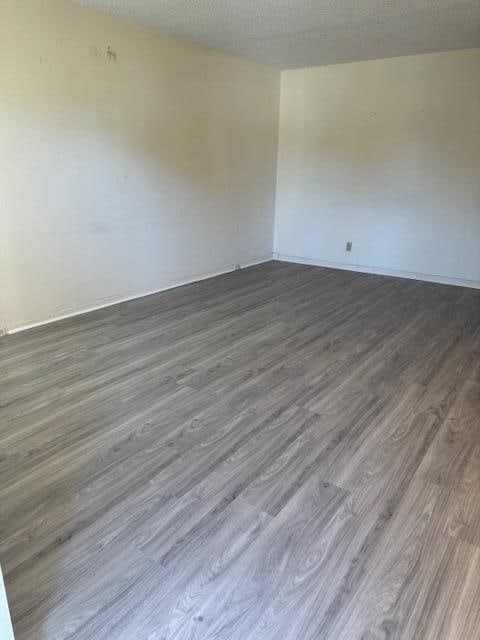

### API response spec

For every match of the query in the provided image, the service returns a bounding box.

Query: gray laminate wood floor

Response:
[1,261,480,640]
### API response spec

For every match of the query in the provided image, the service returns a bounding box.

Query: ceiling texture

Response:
[71,0,480,68]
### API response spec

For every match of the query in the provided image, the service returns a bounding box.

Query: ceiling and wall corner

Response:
[69,0,480,68]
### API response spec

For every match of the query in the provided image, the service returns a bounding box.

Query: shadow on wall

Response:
[1,0,280,331]
[276,50,480,282]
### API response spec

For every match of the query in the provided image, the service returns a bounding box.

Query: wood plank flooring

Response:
[1,260,480,640]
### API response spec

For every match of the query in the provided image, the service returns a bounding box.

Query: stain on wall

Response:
[106,45,117,62]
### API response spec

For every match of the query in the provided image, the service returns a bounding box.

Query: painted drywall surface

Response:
[0,0,280,332]
[274,49,480,284]
[0,568,15,640]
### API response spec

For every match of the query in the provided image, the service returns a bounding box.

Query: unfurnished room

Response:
[1,1,480,639]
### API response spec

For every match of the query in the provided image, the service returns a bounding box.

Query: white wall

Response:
[0,568,14,640]
[0,0,280,332]
[274,49,480,287]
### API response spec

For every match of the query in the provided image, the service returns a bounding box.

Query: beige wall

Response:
[0,0,280,332]
[275,49,480,287]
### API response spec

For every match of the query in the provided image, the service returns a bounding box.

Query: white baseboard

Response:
[6,253,273,335]
[274,253,480,290]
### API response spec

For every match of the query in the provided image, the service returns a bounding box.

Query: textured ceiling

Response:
[70,0,480,68]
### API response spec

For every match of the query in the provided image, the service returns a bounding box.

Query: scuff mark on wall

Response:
[106,46,117,62]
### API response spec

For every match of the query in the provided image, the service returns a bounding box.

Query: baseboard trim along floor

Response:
[5,254,273,335]
[274,253,480,290]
